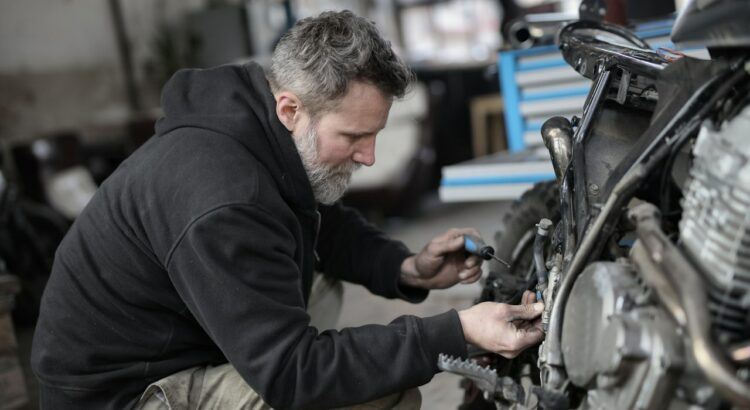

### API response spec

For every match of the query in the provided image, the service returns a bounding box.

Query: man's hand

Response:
[400,228,484,290]
[458,291,544,358]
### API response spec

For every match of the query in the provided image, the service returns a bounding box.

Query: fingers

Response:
[428,227,483,256]
[464,255,482,269]
[516,323,545,346]
[459,266,482,283]
[514,292,539,325]
[460,302,545,359]
[501,328,545,359]
[522,290,536,305]
[515,316,543,331]
[505,302,544,321]
[459,253,482,283]
[532,317,543,332]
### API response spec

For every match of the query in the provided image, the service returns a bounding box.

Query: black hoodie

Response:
[31,63,467,409]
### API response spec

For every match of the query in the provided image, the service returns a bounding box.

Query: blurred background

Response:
[0,0,682,408]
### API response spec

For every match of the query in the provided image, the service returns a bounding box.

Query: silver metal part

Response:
[631,203,750,407]
[616,70,632,104]
[507,13,576,49]
[680,105,750,343]
[534,219,554,299]
[731,341,750,365]
[536,219,553,235]
[631,242,687,327]
[546,161,647,373]
[560,261,685,410]
[541,117,574,187]
[541,254,562,331]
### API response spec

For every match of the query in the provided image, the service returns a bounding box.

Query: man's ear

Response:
[274,91,303,132]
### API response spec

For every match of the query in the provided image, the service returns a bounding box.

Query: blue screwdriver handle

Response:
[463,234,486,255]
[463,234,511,268]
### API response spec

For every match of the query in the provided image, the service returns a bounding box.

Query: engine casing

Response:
[561,261,687,409]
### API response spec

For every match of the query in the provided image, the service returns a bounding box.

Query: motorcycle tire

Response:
[491,180,559,279]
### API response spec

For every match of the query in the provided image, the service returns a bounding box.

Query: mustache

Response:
[331,161,361,175]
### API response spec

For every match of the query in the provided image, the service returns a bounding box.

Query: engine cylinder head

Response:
[680,105,750,342]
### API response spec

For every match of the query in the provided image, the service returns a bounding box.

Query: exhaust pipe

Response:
[629,203,750,408]
[541,116,573,186]
[506,13,577,49]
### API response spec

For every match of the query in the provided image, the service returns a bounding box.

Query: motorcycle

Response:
[439,0,750,408]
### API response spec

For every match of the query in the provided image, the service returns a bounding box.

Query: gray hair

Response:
[267,10,414,118]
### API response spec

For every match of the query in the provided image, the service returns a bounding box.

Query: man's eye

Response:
[344,134,366,140]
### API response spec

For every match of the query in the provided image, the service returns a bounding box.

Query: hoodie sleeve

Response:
[316,202,427,302]
[166,203,467,410]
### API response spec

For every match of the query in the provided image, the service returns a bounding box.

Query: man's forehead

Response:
[317,83,392,131]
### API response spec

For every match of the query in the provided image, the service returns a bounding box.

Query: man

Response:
[31,10,544,410]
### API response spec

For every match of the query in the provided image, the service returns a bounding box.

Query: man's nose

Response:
[352,136,376,166]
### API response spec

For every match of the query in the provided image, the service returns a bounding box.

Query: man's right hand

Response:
[458,292,544,358]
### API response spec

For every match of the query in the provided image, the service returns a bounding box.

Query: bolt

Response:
[538,218,554,231]
[695,386,715,404]
[589,183,600,195]
[652,251,662,263]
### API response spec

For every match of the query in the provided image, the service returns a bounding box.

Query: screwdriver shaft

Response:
[491,254,511,268]
[463,234,511,268]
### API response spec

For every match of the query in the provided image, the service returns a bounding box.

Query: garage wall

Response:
[0,0,209,143]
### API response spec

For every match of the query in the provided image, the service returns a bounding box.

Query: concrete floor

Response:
[15,196,510,409]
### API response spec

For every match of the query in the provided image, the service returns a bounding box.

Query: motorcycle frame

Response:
[540,21,750,405]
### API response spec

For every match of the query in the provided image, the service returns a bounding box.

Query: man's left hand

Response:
[400,228,484,290]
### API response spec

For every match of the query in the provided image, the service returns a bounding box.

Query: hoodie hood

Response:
[155,62,315,210]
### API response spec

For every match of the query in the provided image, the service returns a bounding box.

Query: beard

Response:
[293,124,361,205]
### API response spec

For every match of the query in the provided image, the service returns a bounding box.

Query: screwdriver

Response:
[463,234,511,268]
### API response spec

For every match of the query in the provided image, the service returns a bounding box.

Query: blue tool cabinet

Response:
[499,22,677,152]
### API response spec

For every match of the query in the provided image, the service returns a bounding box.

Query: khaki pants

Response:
[134,363,421,410]
[134,275,421,409]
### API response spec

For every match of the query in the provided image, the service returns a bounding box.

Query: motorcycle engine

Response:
[559,106,750,409]
[560,261,686,409]
[680,105,750,343]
